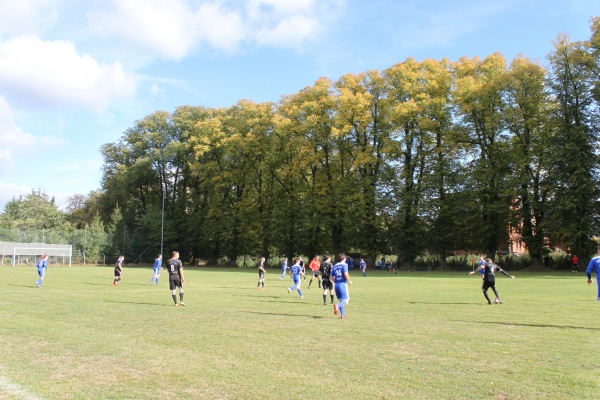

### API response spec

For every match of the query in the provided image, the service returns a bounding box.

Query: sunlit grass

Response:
[0,266,598,399]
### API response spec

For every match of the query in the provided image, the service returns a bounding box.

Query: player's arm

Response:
[344,272,352,285]
[179,264,185,283]
[498,268,515,279]
[469,266,483,275]
[586,262,595,283]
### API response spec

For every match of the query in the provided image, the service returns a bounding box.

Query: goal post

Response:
[0,242,72,267]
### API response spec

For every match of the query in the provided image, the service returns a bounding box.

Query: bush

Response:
[543,250,571,270]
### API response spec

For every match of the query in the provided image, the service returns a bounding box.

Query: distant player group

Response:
[31,252,600,312]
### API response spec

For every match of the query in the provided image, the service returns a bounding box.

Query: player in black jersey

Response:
[167,251,185,306]
[469,258,515,304]
[319,256,335,305]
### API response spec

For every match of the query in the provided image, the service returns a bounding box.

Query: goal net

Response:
[0,242,72,267]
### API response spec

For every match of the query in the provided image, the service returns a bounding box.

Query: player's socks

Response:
[298,289,303,298]
[323,295,327,304]
[156,278,159,285]
[339,306,345,317]
[483,291,492,304]
[179,293,184,302]
[330,295,334,303]
[262,282,264,288]
[172,294,178,305]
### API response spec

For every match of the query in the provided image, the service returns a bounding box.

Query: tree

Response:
[2,189,65,230]
[505,56,555,264]
[546,34,599,257]
[453,53,513,258]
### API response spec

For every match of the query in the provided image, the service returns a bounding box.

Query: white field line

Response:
[0,376,42,400]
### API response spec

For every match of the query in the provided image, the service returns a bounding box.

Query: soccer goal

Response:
[0,242,72,267]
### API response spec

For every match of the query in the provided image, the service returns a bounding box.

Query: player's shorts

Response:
[293,275,302,286]
[169,277,182,290]
[37,268,46,278]
[311,270,320,277]
[153,267,161,274]
[321,279,333,291]
[482,279,496,290]
[258,271,265,279]
[335,282,349,300]
[114,268,121,277]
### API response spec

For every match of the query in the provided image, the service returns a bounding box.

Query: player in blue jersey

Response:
[149,254,162,285]
[586,256,600,301]
[360,258,367,277]
[287,258,305,298]
[279,258,288,280]
[113,255,124,286]
[35,254,48,288]
[331,253,352,319]
[478,257,486,278]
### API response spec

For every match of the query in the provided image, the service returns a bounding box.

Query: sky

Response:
[1,0,599,212]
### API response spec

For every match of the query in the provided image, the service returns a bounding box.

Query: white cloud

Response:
[86,0,343,60]
[0,36,137,111]
[0,0,59,36]
[0,96,66,176]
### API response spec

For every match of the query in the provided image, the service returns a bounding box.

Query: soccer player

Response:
[299,257,305,280]
[279,258,288,280]
[113,255,124,286]
[469,258,515,304]
[360,258,367,277]
[167,251,185,306]
[331,253,352,319]
[307,256,321,288]
[585,255,600,301]
[257,257,266,289]
[572,254,579,272]
[149,254,162,285]
[320,256,335,305]
[35,254,48,288]
[287,258,305,298]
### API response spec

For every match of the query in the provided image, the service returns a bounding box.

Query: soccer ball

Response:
[494,298,501,304]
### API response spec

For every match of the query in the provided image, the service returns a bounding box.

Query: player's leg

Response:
[596,276,600,300]
[481,282,492,304]
[170,279,179,305]
[178,283,185,305]
[36,268,45,287]
[491,285,501,303]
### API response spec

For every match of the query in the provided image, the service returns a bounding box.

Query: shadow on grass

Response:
[8,284,36,288]
[244,310,326,319]
[408,301,474,305]
[456,320,600,331]
[104,299,164,306]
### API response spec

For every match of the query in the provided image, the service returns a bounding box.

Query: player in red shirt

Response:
[307,256,321,289]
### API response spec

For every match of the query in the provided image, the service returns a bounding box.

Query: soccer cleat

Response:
[175,303,179,307]
[333,304,339,315]
[35,282,40,288]
[341,315,347,319]
[300,296,303,299]
[494,298,502,304]
[179,301,186,306]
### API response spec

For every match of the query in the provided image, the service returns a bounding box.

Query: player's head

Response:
[172,251,180,259]
[42,254,48,259]
[486,258,493,263]
[295,257,302,263]
[337,253,346,262]
[158,254,162,259]
[260,257,265,262]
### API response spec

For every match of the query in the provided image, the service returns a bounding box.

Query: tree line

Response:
[2,19,599,267]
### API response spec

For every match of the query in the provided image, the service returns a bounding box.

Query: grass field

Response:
[0,265,598,400]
